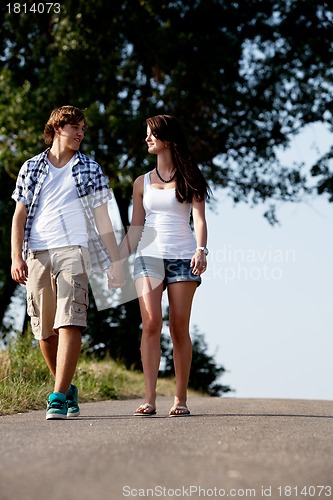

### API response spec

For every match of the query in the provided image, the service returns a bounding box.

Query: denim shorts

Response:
[134,256,201,289]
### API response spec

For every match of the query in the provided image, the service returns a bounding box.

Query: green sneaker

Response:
[46,392,67,420]
[66,384,80,417]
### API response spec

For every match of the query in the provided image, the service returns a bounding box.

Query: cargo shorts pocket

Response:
[71,279,88,320]
[27,293,40,330]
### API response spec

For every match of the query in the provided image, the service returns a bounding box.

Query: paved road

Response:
[1,397,332,500]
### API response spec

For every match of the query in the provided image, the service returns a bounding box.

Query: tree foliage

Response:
[1,0,333,391]
[1,1,333,202]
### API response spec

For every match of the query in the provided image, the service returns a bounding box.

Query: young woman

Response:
[119,115,211,417]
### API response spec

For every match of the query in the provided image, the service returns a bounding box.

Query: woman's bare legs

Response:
[135,277,164,412]
[167,281,197,414]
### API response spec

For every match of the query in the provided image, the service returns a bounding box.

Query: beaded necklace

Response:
[155,166,176,183]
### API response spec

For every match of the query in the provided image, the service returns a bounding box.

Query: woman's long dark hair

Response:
[146,115,212,203]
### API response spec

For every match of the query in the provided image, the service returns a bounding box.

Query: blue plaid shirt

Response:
[12,149,113,273]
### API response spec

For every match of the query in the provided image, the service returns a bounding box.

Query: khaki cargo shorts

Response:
[26,246,91,340]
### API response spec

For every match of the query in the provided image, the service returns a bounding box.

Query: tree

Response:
[1,0,332,375]
[1,1,333,202]
[0,166,17,329]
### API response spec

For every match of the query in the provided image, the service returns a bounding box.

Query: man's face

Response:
[56,120,86,151]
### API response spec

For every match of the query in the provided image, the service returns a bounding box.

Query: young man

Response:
[11,105,124,419]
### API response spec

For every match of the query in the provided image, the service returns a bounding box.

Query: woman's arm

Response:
[119,176,146,259]
[191,197,208,275]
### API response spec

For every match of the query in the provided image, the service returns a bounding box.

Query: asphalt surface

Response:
[1,396,332,500]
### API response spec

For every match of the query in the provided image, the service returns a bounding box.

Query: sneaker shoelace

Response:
[48,400,65,409]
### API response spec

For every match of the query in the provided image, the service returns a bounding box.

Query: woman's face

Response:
[145,125,166,154]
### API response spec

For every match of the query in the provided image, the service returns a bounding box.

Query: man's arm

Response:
[11,202,28,285]
[94,203,125,288]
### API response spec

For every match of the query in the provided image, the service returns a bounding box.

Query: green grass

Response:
[0,334,178,416]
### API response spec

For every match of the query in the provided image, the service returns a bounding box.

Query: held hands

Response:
[191,250,207,275]
[107,261,126,289]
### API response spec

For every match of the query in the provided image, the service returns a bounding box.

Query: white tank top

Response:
[136,172,196,259]
[29,156,88,250]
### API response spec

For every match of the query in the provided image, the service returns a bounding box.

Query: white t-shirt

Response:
[136,172,196,259]
[29,156,88,250]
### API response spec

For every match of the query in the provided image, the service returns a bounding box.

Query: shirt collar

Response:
[40,148,85,168]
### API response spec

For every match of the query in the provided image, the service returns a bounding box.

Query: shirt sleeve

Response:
[11,162,30,205]
[92,164,113,209]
